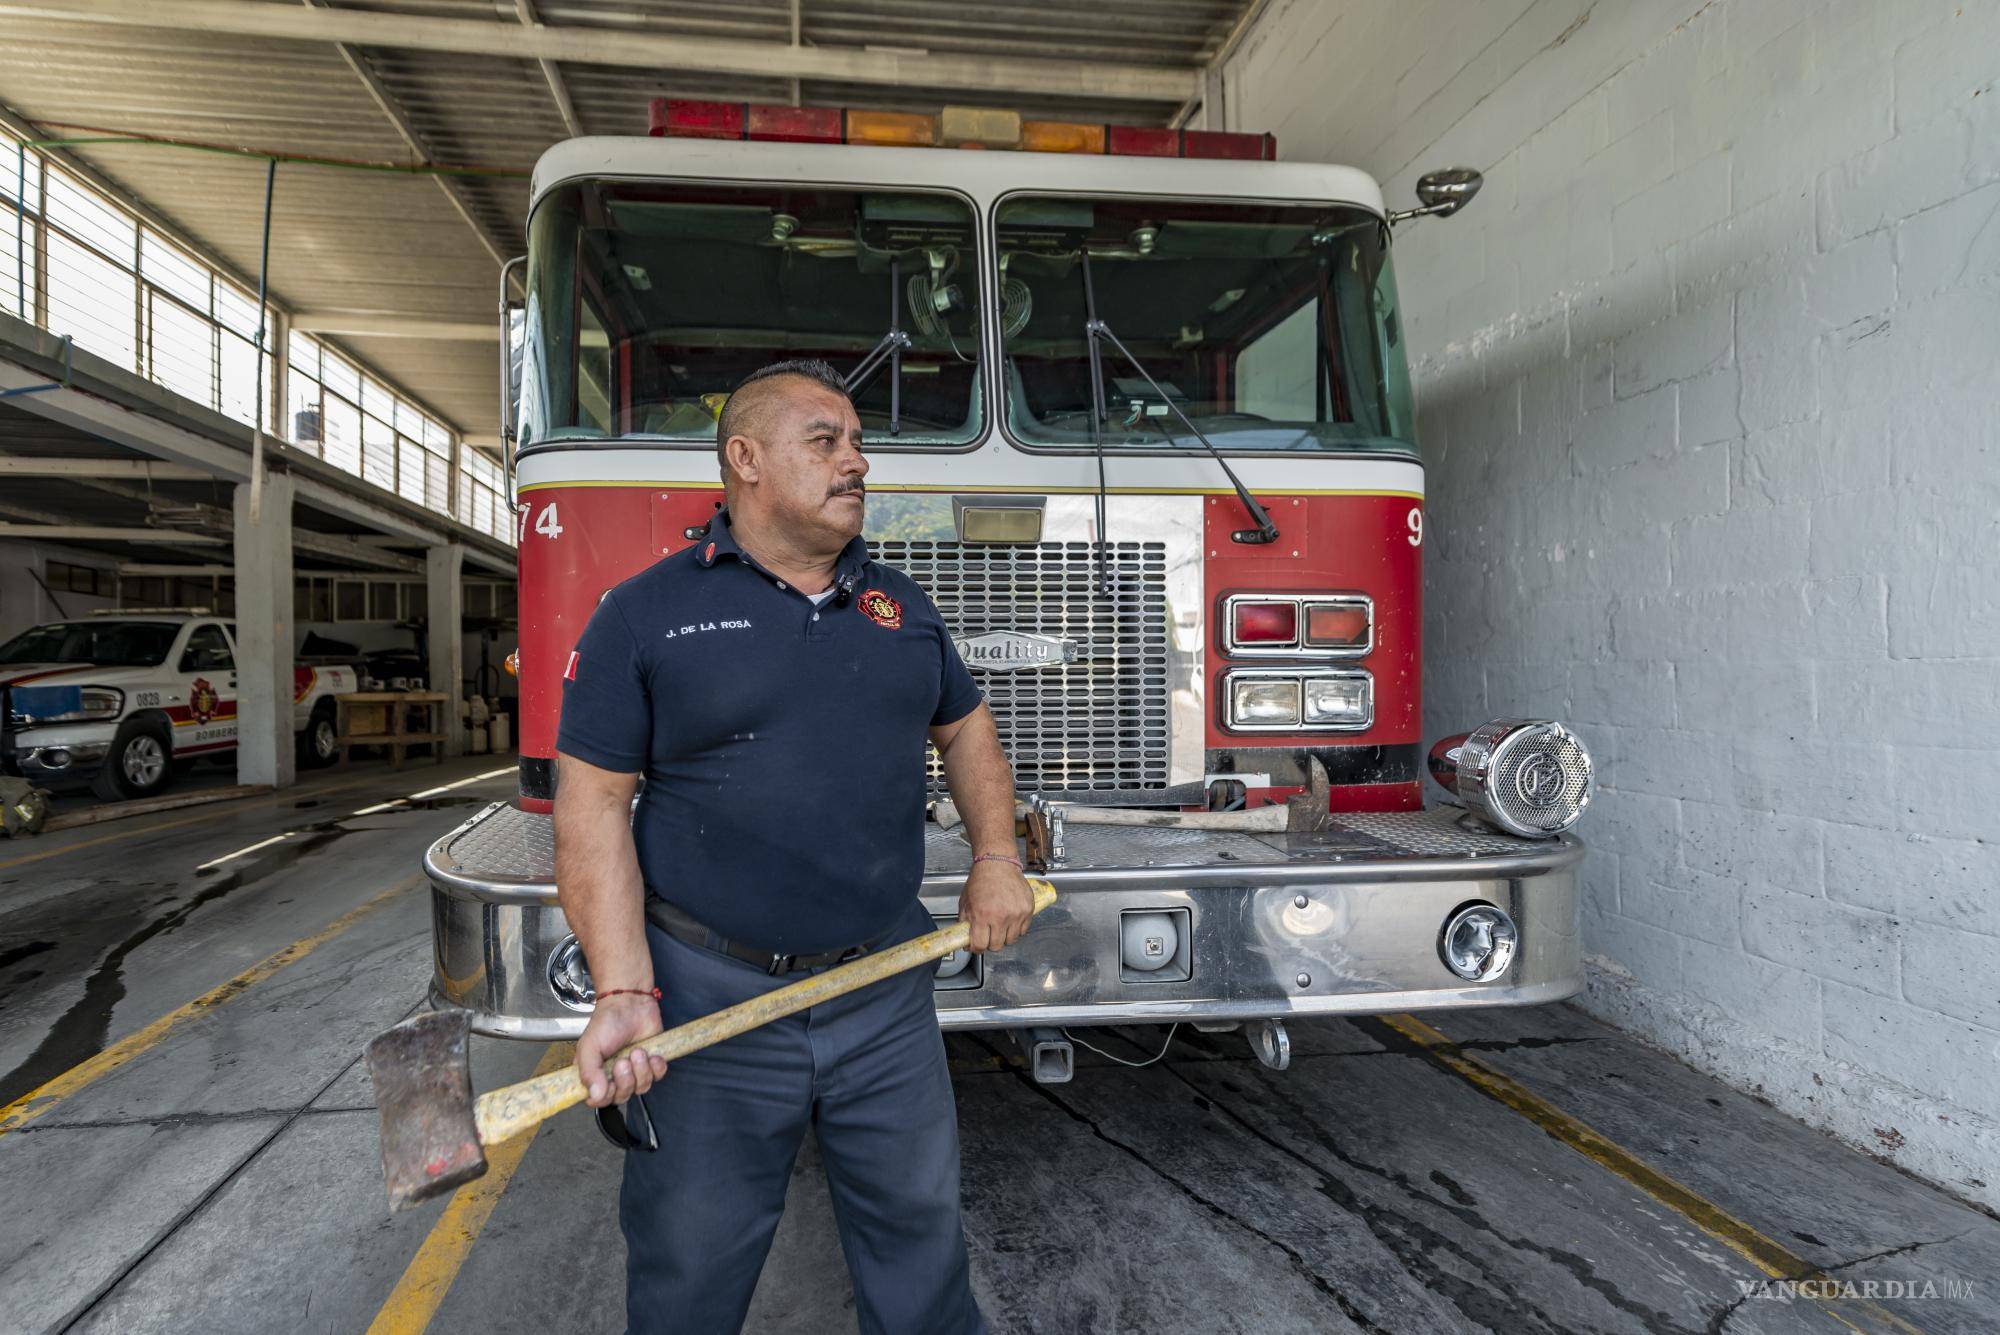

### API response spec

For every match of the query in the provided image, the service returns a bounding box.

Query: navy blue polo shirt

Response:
[556,511,983,955]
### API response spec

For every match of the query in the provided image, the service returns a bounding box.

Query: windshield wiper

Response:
[1078,255,1280,560]
[844,255,912,436]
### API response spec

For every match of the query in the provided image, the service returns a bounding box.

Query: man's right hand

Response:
[577,993,669,1107]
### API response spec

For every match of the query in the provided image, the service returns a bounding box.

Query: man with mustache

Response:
[554,359,1031,1334]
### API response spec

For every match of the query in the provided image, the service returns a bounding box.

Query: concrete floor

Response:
[1,766,1994,1335]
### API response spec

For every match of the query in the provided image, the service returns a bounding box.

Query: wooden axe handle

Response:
[473,879,1059,1146]
[935,798,1286,833]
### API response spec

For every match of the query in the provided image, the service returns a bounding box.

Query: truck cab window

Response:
[179,625,234,673]
[995,196,1416,456]
[519,180,983,448]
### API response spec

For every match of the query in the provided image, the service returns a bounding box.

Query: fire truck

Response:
[425,102,1594,1080]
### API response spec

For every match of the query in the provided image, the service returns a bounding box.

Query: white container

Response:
[489,713,510,753]
[468,723,489,754]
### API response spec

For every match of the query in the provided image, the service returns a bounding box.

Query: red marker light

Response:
[1304,602,1369,649]
[1231,601,1297,646]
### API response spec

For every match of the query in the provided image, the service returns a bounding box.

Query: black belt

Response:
[643,896,888,976]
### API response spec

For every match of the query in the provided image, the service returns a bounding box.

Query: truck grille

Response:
[879,540,1172,793]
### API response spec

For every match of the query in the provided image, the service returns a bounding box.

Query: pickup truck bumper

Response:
[426,803,1584,1040]
[0,722,114,783]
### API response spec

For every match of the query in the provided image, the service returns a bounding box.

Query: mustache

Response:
[828,479,867,499]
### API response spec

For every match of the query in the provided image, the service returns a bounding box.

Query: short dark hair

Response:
[715,358,851,483]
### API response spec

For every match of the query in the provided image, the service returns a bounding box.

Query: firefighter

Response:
[553,358,1032,1335]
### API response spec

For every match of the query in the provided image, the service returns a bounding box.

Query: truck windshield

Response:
[995,196,1415,455]
[0,621,178,666]
[520,180,983,447]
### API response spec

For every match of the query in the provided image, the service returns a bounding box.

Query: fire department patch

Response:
[857,589,902,630]
[189,678,219,723]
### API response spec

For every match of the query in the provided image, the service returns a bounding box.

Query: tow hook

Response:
[1249,1018,1291,1071]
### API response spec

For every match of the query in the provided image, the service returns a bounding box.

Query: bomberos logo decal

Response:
[857,589,902,630]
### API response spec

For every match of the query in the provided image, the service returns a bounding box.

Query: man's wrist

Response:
[594,988,660,1008]
[971,851,1023,870]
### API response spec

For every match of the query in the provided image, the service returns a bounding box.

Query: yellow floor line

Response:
[1382,1014,1928,1335]
[0,770,390,873]
[0,874,422,1137]
[365,1042,573,1335]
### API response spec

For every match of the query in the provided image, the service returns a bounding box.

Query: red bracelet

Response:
[596,986,662,1002]
[972,853,1023,871]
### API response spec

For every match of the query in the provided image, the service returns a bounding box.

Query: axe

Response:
[366,879,1058,1212]
[933,757,1336,836]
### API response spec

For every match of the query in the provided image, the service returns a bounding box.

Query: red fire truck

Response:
[425,102,1593,1079]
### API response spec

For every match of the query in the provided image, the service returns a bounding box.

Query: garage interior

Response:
[1,1,1997,1332]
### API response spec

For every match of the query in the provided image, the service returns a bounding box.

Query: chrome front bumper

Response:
[1,725,112,782]
[425,803,1584,1041]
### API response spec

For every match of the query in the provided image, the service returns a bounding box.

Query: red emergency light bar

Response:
[647,98,1277,161]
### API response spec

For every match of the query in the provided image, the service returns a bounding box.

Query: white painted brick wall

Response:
[1229,0,2000,1208]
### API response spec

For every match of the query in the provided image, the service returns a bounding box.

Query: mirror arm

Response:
[1386,201,1461,225]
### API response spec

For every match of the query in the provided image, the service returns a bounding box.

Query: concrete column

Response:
[268,308,290,437]
[232,469,296,788]
[426,542,465,757]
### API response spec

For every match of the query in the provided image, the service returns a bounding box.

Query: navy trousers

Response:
[619,899,985,1335]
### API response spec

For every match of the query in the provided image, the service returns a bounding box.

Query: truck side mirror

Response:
[497,254,527,498]
[1388,168,1484,224]
[497,256,528,442]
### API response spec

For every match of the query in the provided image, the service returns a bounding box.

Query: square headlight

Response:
[1305,675,1370,724]
[1230,678,1300,727]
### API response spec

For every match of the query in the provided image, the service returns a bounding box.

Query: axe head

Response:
[367,1008,487,1213]
[1284,756,1335,833]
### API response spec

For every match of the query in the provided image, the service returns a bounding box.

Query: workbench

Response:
[336,690,448,769]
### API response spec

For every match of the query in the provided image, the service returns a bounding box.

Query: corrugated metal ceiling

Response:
[0,0,1253,439]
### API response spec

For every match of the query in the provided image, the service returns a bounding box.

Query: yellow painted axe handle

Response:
[474,878,1057,1146]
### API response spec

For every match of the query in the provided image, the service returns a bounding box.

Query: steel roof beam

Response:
[299,0,516,275]
[291,312,495,341]
[511,0,584,138]
[1,0,1198,102]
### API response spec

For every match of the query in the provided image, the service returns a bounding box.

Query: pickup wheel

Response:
[298,700,340,769]
[92,718,174,802]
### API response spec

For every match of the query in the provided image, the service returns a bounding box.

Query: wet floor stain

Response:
[0,797,481,1106]
[0,939,55,971]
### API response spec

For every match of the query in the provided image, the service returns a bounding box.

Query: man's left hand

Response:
[960,858,1035,954]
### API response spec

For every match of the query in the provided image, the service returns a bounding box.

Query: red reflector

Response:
[649,98,744,140]
[747,104,843,144]
[1107,125,1180,157]
[1183,129,1277,161]
[1231,601,1297,645]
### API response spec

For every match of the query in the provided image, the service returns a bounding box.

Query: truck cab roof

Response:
[528,135,1386,219]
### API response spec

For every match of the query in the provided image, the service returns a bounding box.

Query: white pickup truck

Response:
[0,612,357,800]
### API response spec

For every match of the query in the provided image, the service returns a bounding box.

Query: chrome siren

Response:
[1428,720,1594,838]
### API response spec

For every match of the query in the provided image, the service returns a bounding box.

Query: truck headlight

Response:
[1230,676,1300,726]
[10,685,122,723]
[1303,676,1369,724]
[1224,669,1372,732]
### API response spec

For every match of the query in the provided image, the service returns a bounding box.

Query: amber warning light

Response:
[648,99,1277,161]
